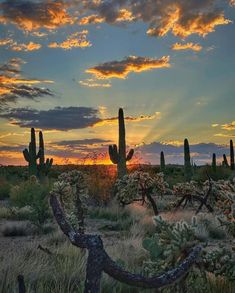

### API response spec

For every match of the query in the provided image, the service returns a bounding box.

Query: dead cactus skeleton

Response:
[49,171,201,293]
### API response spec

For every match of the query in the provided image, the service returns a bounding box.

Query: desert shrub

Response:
[10,177,50,225]
[89,203,130,221]
[193,165,232,182]
[0,207,11,219]
[0,206,34,221]
[0,176,11,199]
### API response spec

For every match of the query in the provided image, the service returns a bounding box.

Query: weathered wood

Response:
[50,193,202,293]
[17,275,26,293]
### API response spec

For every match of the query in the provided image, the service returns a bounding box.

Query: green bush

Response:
[10,178,51,225]
[193,165,232,182]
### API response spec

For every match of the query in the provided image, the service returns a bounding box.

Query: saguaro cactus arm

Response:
[38,131,53,177]
[50,187,201,293]
[109,145,119,164]
[126,149,134,161]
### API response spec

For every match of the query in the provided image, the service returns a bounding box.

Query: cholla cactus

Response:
[115,171,168,214]
[202,248,235,281]
[173,181,199,198]
[210,179,235,219]
[51,170,89,233]
[143,216,199,277]
[143,216,235,286]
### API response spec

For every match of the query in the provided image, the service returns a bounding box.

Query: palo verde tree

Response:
[184,138,193,182]
[109,108,134,178]
[23,128,53,178]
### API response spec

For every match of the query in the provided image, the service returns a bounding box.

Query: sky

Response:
[0,0,235,166]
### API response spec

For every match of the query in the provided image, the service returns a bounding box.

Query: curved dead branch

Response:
[50,193,201,293]
[175,178,214,214]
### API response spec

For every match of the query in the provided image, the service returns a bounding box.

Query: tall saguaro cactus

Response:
[230,140,234,170]
[223,154,229,168]
[38,131,53,178]
[184,138,192,182]
[212,153,216,172]
[109,108,134,178]
[23,128,41,176]
[160,151,165,172]
[23,128,53,178]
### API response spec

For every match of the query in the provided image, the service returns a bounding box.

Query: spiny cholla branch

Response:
[50,171,202,293]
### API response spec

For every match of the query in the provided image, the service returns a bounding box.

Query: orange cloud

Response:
[86,56,170,80]
[79,8,134,25]
[0,0,75,31]
[10,41,42,52]
[171,42,202,52]
[78,1,232,39]
[48,31,91,50]
[230,0,235,6]
[0,38,13,46]
[79,14,104,25]
[79,79,111,88]
[221,121,235,131]
[147,7,231,39]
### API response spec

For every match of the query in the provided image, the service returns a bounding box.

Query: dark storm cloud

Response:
[0,106,102,130]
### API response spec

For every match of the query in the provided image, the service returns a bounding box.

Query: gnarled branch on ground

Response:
[50,191,201,293]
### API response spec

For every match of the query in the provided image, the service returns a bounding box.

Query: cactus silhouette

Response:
[212,153,216,172]
[38,131,53,178]
[223,154,229,168]
[160,151,165,172]
[23,128,41,176]
[230,140,234,170]
[109,108,134,178]
[184,138,192,182]
[23,128,53,178]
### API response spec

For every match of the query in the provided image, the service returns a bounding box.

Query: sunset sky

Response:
[0,0,235,166]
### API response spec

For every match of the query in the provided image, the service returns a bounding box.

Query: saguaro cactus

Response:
[230,140,234,170]
[160,151,165,172]
[23,128,53,178]
[184,138,192,182]
[38,131,53,178]
[223,154,229,167]
[23,128,41,176]
[109,108,134,178]
[212,153,216,172]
